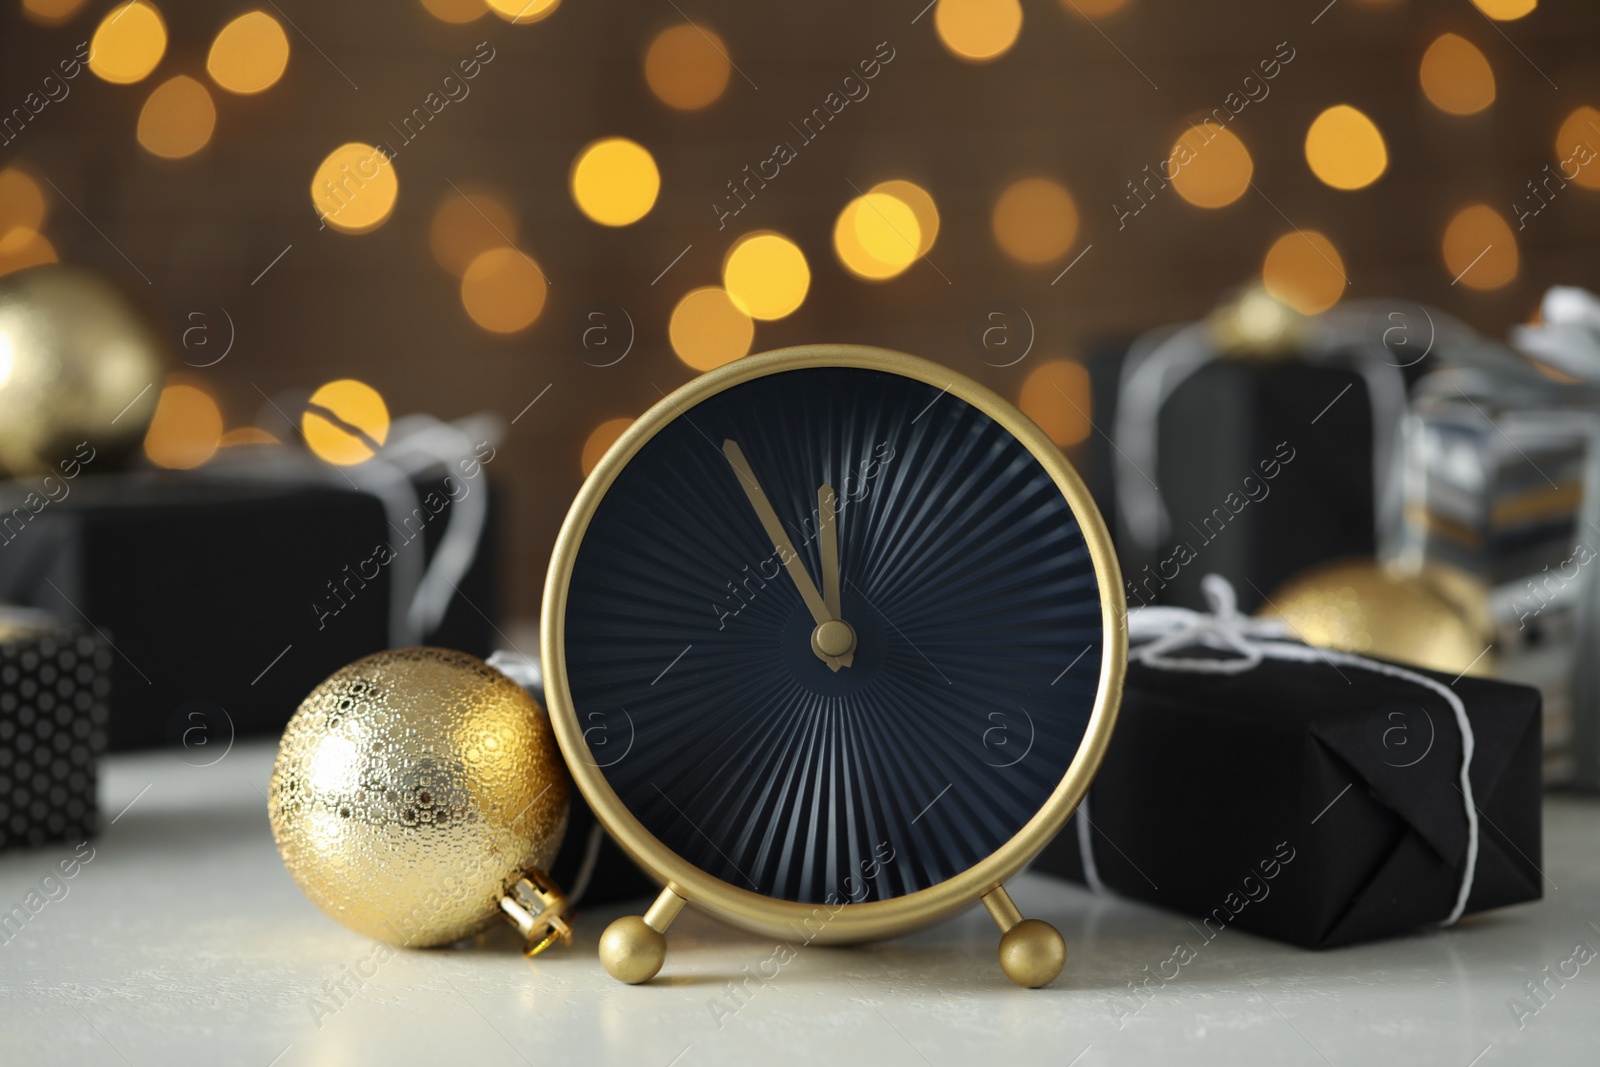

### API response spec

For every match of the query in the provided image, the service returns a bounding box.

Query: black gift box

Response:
[0,471,498,750]
[1037,656,1543,948]
[0,612,109,852]
[1090,348,1380,613]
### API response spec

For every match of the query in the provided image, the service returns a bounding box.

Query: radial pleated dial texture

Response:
[268,648,569,947]
[563,366,1104,904]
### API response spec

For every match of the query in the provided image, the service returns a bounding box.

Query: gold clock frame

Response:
[541,344,1126,987]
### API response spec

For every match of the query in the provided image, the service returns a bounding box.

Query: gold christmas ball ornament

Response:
[0,265,167,478]
[1258,559,1493,677]
[268,648,575,954]
[1207,284,1308,361]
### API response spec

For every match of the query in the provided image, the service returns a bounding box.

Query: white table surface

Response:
[1,741,1596,1067]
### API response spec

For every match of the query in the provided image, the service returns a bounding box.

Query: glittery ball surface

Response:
[268,648,569,947]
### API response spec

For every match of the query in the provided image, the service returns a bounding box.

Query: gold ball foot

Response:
[599,915,666,984]
[998,918,1065,988]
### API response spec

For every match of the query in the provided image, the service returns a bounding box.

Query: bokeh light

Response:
[570,138,660,227]
[834,193,922,281]
[0,229,58,278]
[137,76,217,160]
[22,0,90,26]
[669,287,754,371]
[429,188,519,276]
[1262,231,1347,315]
[1019,360,1092,448]
[144,382,223,470]
[1420,34,1495,115]
[1304,105,1388,190]
[310,143,399,234]
[645,24,732,110]
[992,177,1079,265]
[1555,107,1600,190]
[1169,122,1253,209]
[935,0,1023,63]
[582,417,633,476]
[0,169,47,239]
[723,232,810,320]
[88,2,168,85]
[420,0,487,23]
[461,247,548,333]
[870,180,939,255]
[1442,204,1518,290]
[1470,0,1535,19]
[207,11,291,95]
[486,0,560,24]
[302,379,390,466]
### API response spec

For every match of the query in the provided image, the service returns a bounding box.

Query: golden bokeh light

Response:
[1442,204,1518,290]
[1555,107,1600,190]
[669,287,754,371]
[486,0,560,24]
[1304,105,1388,191]
[461,247,548,333]
[88,2,168,85]
[22,0,90,26]
[206,11,290,95]
[303,379,391,467]
[1262,231,1347,316]
[0,168,48,239]
[645,24,732,110]
[570,138,660,227]
[1470,0,1535,19]
[869,180,939,255]
[0,229,58,278]
[834,194,922,281]
[420,0,487,23]
[144,382,223,470]
[429,188,519,276]
[935,0,1023,63]
[136,76,217,160]
[1419,34,1495,115]
[311,143,399,234]
[992,177,1079,265]
[1169,122,1253,209]
[723,232,810,320]
[582,418,633,476]
[1019,360,1092,448]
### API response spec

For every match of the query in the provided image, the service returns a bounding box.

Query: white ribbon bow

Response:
[1078,574,1479,928]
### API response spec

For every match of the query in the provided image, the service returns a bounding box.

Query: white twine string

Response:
[1077,573,1479,927]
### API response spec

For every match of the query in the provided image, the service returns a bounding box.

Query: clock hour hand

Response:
[818,484,841,618]
[816,483,853,668]
[721,440,853,670]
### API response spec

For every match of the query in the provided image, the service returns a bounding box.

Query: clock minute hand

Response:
[721,439,833,630]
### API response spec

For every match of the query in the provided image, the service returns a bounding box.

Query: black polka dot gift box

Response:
[0,609,109,853]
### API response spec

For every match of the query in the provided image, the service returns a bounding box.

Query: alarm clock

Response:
[541,344,1124,986]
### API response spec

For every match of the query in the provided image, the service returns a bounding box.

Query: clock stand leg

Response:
[599,885,686,984]
[982,886,1066,988]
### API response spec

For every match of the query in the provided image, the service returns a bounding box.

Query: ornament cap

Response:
[497,867,574,957]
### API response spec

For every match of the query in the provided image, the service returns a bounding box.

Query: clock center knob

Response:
[812,619,857,660]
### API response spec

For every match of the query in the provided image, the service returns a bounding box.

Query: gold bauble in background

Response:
[1207,285,1309,361]
[269,648,573,950]
[0,265,167,477]
[1259,559,1494,677]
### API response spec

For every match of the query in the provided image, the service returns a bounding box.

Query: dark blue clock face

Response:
[562,366,1104,904]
